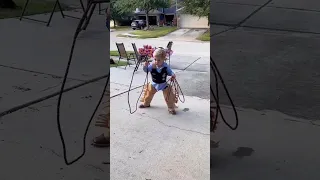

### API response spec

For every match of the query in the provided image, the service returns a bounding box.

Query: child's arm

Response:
[167,66,176,81]
[166,66,176,78]
[143,62,152,73]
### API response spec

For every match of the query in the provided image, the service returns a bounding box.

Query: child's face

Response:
[154,55,165,66]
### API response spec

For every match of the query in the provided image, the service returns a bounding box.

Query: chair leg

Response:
[116,57,121,68]
[46,0,60,26]
[82,3,97,30]
[124,60,128,70]
[20,0,30,21]
[132,57,137,65]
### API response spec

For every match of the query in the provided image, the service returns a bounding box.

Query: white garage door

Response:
[178,14,209,29]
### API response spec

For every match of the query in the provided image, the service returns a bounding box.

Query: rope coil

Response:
[210,57,239,132]
[57,5,110,166]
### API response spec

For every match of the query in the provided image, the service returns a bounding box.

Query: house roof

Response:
[135,9,163,15]
[163,7,176,14]
[134,0,185,15]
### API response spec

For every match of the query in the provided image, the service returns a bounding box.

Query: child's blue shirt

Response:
[143,62,174,91]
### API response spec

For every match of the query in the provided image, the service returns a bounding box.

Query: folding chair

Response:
[131,43,150,70]
[81,0,109,30]
[166,41,173,66]
[115,43,136,69]
[20,0,85,27]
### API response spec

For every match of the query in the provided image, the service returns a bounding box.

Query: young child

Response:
[139,48,177,114]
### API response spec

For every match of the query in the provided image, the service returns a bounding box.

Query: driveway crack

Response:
[211,0,273,37]
[137,112,210,136]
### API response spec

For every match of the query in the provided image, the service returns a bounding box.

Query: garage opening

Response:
[165,14,174,26]
[138,15,158,25]
[148,16,157,25]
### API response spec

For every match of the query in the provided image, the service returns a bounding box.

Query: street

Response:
[110,30,210,57]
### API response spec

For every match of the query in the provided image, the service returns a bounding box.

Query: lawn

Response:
[118,26,177,39]
[111,26,131,31]
[197,30,210,41]
[0,0,69,19]
[111,60,128,67]
[110,50,134,56]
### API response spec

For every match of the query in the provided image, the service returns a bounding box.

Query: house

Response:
[133,0,209,29]
[176,8,209,29]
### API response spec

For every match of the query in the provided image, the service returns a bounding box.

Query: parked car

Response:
[131,20,146,30]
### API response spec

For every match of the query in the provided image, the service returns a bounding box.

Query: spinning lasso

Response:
[57,2,110,166]
[210,57,239,132]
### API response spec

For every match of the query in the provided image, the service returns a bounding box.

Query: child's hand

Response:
[144,61,149,67]
[170,74,176,81]
[152,63,156,69]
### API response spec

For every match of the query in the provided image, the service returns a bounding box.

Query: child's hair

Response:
[153,48,166,60]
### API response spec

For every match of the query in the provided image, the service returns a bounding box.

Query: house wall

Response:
[178,14,209,29]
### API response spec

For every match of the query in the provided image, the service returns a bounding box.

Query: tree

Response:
[110,0,132,27]
[181,0,210,25]
[115,0,171,29]
[0,0,17,8]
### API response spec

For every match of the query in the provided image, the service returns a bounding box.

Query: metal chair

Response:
[166,41,173,66]
[132,43,150,62]
[115,43,136,69]
[20,0,85,27]
[81,0,109,30]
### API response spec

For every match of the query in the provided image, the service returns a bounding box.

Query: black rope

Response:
[210,57,239,131]
[165,77,185,104]
[127,57,149,114]
[56,2,110,166]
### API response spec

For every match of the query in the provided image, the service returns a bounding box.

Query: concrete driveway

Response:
[0,10,110,180]
[0,9,211,180]
[159,28,207,41]
[110,54,210,179]
[211,0,320,179]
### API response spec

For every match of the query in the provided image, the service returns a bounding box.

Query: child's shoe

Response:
[168,108,176,115]
[139,104,150,108]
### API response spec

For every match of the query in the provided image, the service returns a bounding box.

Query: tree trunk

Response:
[112,18,117,27]
[0,0,17,9]
[145,10,149,30]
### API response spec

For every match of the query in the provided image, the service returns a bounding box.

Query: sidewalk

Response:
[110,73,210,179]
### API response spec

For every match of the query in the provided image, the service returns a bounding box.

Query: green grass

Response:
[111,26,131,31]
[110,51,131,67]
[197,30,210,41]
[118,26,177,39]
[110,50,134,56]
[111,60,128,67]
[0,0,69,19]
